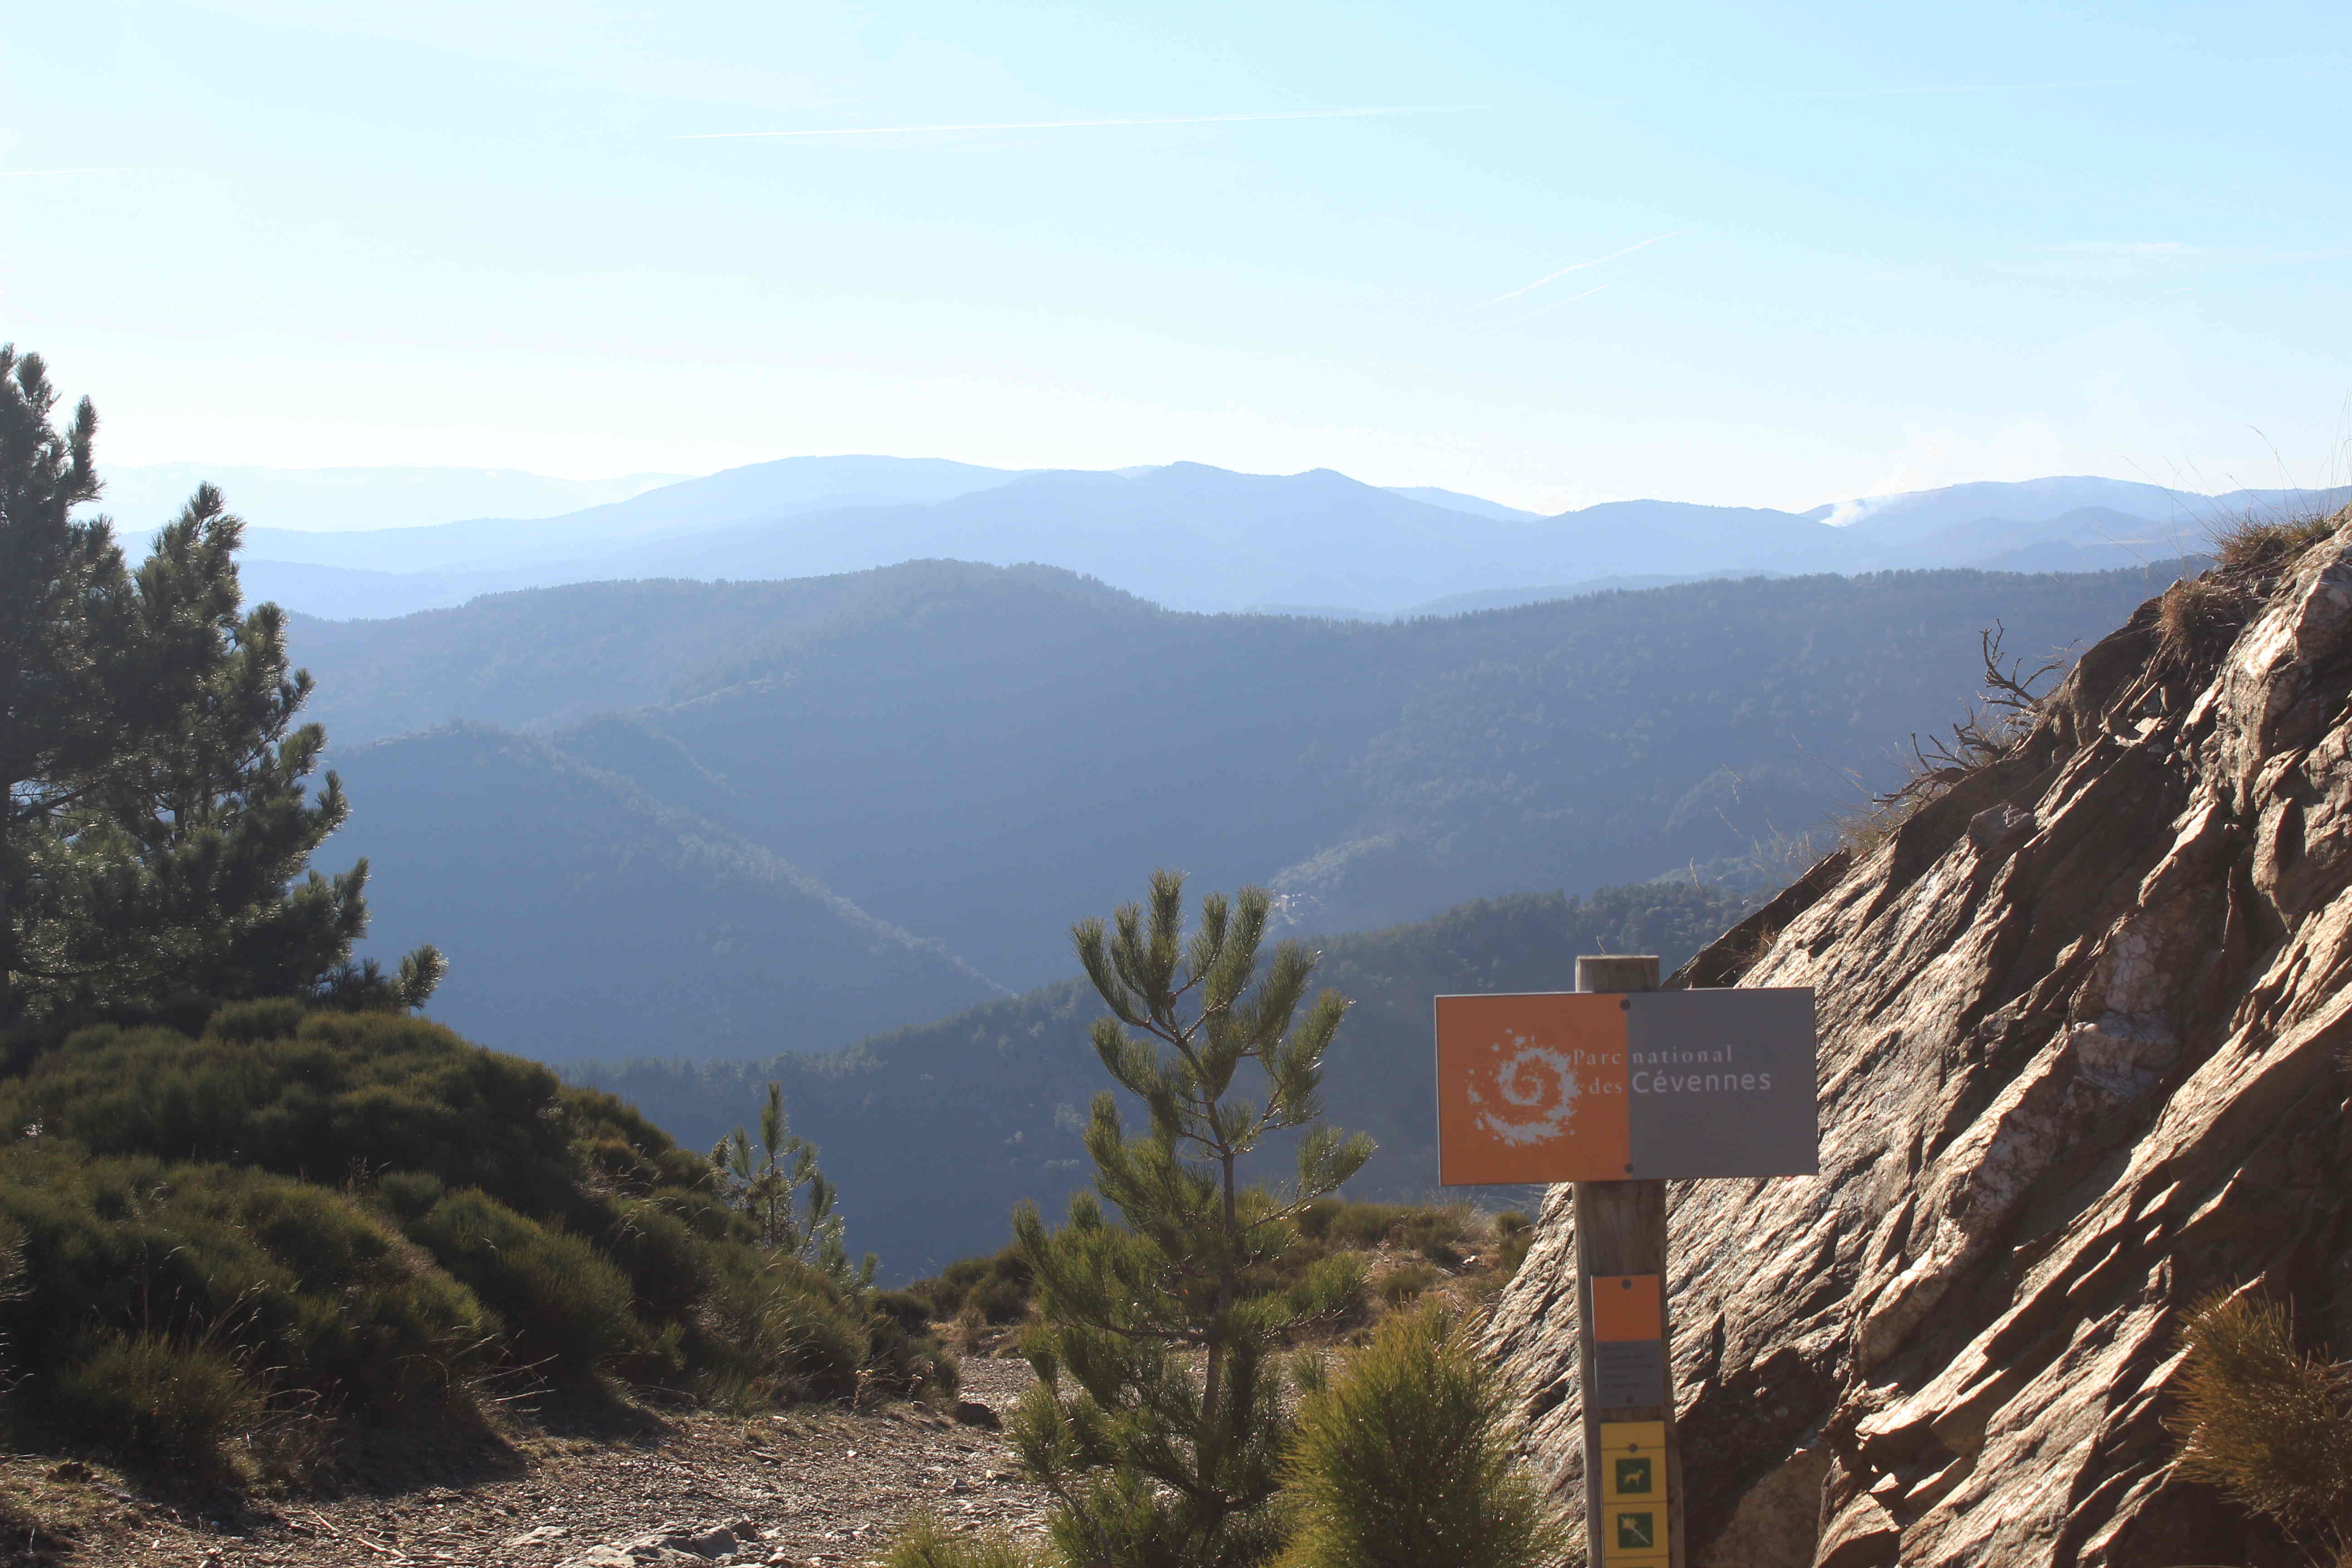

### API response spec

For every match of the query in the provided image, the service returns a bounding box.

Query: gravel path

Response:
[1,1362,1049,1568]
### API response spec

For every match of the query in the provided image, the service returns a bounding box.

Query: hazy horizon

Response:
[7,3,2346,516]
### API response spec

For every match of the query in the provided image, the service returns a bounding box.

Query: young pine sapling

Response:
[1009,870,1374,1568]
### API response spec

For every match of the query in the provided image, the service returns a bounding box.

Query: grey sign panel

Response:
[1625,988,1818,1179]
[1589,1339,1668,1410]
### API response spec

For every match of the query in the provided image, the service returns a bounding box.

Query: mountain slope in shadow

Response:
[326,723,1003,1062]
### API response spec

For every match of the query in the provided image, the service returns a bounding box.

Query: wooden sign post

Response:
[1432,956,1818,1568]
[1572,954,1676,1568]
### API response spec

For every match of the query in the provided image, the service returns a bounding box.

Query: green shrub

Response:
[0,1003,948,1461]
[52,1335,263,1466]
[405,1188,645,1376]
[883,1510,1046,1568]
[1489,1211,1534,1285]
[2171,1291,2352,1548]
[0,1146,496,1427]
[903,1244,1034,1325]
[1276,1303,1568,1568]
[598,1197,708,1325]
[1296,1200,1475,1267]
[1377,1259,1442,1308]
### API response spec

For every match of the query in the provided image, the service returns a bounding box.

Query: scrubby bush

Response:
[406,1188,647,1375]
[902,1244,1035,1326]
[2171,1291,2352,1552]
[1275,1304,1568,1568]
[51,1336,262,1468]
[908,1198,1532,1345]
[0,1146,496,1420]
[0,1003,951,1468]
[1377,1260,1442,1309]
[883,1511,1045,1568]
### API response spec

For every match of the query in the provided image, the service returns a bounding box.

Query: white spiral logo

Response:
[1466,1029,1583,1146]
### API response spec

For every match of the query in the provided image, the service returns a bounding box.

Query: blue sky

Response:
[4,1,2347,511]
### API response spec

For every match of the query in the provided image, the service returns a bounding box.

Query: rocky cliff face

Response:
[1489,512,2352,1568]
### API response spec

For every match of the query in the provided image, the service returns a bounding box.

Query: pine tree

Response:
[1009,870,1373,1568]
[0,344,439,1030]
[0,346,122,1025]
[711,1080,876,1292]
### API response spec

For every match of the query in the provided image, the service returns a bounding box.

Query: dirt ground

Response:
[0,1361,1047,1568]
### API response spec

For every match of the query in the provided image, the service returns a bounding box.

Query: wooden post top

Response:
[1575,954,1661,994]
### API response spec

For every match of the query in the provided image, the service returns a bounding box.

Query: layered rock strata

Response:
[1490,514,2352,1567]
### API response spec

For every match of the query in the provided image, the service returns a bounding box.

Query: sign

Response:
[1588,1274,1667,1410]
[1597,1421,1670,1564]
[1433,988,1817,1184]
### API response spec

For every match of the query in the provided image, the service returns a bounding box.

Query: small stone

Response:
[558,1549,637,1568]
[676,1526,739,1558]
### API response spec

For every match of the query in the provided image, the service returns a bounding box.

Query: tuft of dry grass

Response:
[2154,504,2348,671]
[2211,506,2347,575]
[2156,575,2255,669]
[2169,1291,2352,1557]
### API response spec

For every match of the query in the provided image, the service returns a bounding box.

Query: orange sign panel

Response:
[1590,1274,1664,1343]
[1433,992,1631,1184]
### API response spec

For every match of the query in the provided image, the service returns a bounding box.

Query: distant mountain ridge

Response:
[208,452,2347,622]
[100,462,683,535]
[305,556,2207,1012]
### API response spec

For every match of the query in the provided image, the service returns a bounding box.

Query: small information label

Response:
[1601,1504,1671,1564]
[1591,1340,1667,1410]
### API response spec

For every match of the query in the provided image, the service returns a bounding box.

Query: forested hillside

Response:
[312,557,2203,1018]
[325,725,1002,1058]
[577,879,1756,1281]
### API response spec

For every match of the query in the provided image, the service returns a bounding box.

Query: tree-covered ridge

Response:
[321,722,1004,1059]
[576,880,1751,1281]
[305,555,2201,1019]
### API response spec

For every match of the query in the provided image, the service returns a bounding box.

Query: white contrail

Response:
[1478,232,1678,308]
[0,167,157,178]
[676,106,1466,140]
[1511,283,1612,323]
[1798,78,2131,99]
